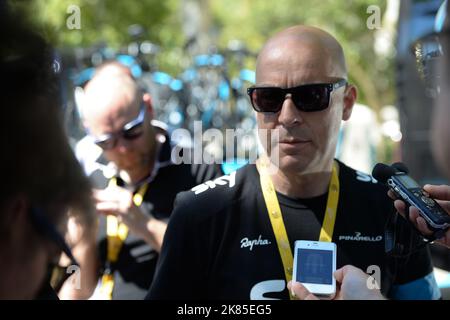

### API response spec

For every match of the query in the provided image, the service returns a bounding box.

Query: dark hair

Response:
[0,5,94,232]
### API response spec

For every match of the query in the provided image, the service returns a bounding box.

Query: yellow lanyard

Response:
[256,159,340,300]
[99,178,149,300]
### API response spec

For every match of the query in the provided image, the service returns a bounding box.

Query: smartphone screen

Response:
[395,174,421,189]
[296,248,333,285]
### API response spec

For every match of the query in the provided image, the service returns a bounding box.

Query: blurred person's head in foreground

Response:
[0,7,94,299]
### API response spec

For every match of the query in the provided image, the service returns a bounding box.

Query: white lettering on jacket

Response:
[338,231,383,242]
[356,171,378,184]
[240,235,271,251]
[191,171,237,195]
[250,280,285,300]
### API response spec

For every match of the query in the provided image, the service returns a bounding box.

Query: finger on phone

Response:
[387,190,397,200]
[333,267,344,284]
[408,206,420,220]
[439,232,450,247]
[415,216,433,236]
[406,207,420,229]
[334,265,362,284]
[423,184,450,200]
[394,200,406,218]
[435,199,450,213]
[288,281,319,300]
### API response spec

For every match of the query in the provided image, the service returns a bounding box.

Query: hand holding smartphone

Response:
[292,240,337,299]
[373,163,450,241]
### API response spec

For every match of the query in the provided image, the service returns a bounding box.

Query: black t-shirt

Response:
[277,192,328,243]
[96,134,222,299]
[148,161,435,300]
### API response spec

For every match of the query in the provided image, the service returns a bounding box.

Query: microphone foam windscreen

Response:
[372,163,396,183]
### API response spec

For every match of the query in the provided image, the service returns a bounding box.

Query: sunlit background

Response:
[8,0,450,297]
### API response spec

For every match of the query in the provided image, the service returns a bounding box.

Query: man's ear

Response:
[143,93,154,119]
[342,84,357,121]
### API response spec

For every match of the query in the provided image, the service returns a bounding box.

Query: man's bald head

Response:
[81,73,142,127]
[254,25,357,176]
[93,61,133,79]
[80,71,157,184]
[256,25,347,81]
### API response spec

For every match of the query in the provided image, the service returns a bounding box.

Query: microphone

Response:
[372,163,397,183]
[372,162,449,242]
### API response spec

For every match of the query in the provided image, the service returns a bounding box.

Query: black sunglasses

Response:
[29,207,79,268]
[89,103,146,150]
[247,79,347,113]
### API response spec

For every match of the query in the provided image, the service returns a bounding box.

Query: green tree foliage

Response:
[16,0,394,110]
[210,0,394,111]
[13,0,174,46]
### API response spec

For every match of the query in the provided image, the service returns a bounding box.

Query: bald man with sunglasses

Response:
[60,68,222,300]
[148,25,439,300]
[291,1,450,300]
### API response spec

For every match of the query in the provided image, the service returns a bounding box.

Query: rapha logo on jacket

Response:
[240,235,272,251]
[191,171,237,195]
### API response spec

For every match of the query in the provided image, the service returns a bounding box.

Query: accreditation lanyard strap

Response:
[256,160,340,300]
[100,178,149,299]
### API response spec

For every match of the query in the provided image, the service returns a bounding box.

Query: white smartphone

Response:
[292,240,337,299]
